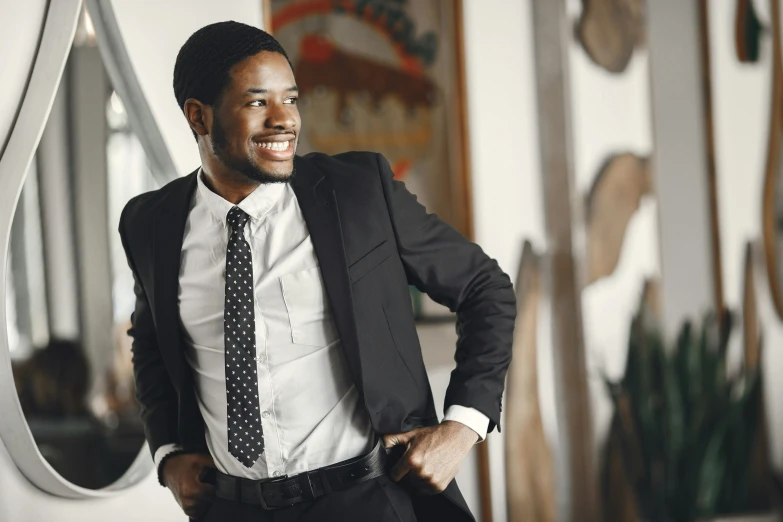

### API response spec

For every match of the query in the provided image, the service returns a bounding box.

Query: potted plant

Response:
[603,304,771,522]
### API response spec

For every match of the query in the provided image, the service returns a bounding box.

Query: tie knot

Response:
[227,206,250,232]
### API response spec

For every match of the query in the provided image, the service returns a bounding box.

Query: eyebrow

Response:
[244,86,299,97]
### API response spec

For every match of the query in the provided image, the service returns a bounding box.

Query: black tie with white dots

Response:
[224,206,263,467]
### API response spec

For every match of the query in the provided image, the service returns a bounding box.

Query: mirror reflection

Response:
[4,7,159,489]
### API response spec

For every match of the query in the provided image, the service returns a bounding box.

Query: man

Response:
[119,21,515,522]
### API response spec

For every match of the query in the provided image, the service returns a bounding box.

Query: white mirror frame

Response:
[86,0,178,185]
[0,0,161,498]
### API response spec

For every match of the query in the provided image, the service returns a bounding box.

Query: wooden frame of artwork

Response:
[262,0,473,240]
[262,0,273,32]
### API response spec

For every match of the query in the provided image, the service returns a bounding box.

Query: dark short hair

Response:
[173,21,292,139]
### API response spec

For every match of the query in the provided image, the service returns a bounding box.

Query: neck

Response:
[199,164,259,205]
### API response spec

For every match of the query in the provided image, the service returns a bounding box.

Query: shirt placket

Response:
[246,223,285,478]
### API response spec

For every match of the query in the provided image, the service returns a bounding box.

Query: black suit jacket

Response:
[118,151,516,521]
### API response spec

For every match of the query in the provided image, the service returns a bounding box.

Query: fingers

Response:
[179,480,214,502]
[389,448,413,482]
[390,448,446,493]
[180,481,216,518]
[183,496,213,520]
[177,463,217,518]
[383,428,418,449]
[408,470,447,495]
[386,429,451,494]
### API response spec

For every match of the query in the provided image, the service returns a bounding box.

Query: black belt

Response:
[214,440,388,510]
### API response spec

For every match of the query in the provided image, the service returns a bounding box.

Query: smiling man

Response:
[118,21,515,522]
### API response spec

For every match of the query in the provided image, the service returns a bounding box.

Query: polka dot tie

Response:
[224,206,263,467]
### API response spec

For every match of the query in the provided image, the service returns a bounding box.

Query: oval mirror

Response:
[1,0,176,497]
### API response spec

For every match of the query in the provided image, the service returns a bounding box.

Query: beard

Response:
[211,115,294,184]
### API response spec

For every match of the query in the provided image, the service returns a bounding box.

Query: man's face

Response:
[210,51,300,183]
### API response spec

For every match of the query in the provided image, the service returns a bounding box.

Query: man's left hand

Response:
[383,420,479,495]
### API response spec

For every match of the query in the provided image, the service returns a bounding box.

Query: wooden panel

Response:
[505,241,556,522]
[531,0,600,519]
[762,0,783,320]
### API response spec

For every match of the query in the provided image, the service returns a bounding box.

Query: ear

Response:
[183,98,210,138]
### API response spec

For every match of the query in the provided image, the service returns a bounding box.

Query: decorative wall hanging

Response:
[585,153,652,285]
[505,241,556,522]
[735,0,764,63]
[576,0,646,74]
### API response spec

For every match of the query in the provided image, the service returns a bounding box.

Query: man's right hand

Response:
[161,453,217,519]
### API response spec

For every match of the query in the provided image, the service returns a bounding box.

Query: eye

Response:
[284,97,298,105]
[249,99,266,107]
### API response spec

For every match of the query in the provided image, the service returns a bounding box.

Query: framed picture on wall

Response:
[264,0,473,240]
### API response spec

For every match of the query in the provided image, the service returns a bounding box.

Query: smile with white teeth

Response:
[255,141,291,151]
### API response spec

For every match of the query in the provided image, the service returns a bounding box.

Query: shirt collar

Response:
[196,168,286,225]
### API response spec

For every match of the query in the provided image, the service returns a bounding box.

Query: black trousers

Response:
[197,474,418,522]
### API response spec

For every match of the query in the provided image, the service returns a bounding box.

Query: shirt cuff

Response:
[154,443,184,486]
[443,405,489,442]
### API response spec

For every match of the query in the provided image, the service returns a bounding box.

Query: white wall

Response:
[0,0,47,158]
[462,1,549,521]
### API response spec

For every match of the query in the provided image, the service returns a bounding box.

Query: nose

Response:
[265,102,296,131]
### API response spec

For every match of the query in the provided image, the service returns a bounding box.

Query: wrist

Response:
[157,449,189,487]
[443,420,480,445]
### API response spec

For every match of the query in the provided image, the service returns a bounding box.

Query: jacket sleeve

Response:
[375,153,516,434]
[119,200,180,458]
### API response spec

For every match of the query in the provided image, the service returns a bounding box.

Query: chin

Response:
[272,157,296,171]
[266,165,294,180]
[250,162,293,183]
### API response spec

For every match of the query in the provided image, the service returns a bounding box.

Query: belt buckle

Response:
[258,474,288,511]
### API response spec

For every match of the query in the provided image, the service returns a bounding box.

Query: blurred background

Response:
[1,0,781,521]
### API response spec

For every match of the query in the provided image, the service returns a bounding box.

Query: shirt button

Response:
[261,410,271,419]
[273,470,283,477]
[255,354,266,364]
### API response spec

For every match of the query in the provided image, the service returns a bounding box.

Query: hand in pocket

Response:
[161,453,217,519]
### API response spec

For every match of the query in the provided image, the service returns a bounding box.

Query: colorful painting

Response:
[269,0,472,237]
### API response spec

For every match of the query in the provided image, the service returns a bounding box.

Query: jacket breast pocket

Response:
[280,266,339,346]
[349,240,392,284]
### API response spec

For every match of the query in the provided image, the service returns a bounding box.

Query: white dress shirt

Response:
[154,170,488,479]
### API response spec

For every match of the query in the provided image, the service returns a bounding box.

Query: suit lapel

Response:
[290,155,364,394]
[152,169,198,386]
